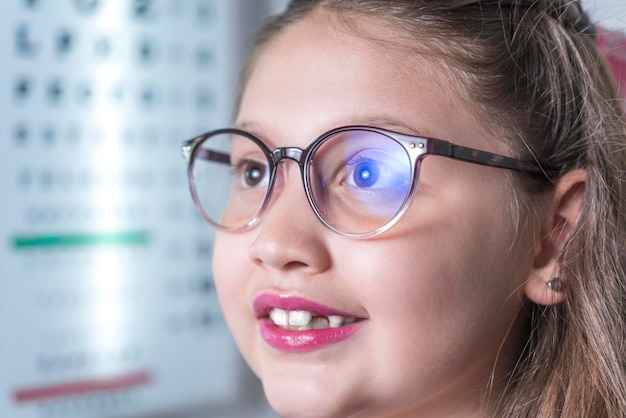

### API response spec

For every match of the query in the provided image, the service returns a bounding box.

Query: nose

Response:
[248,162,332,275]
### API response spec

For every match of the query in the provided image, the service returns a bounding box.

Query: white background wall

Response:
[588,0,626,29]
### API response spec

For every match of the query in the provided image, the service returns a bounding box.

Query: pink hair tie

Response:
[596,26,626,99]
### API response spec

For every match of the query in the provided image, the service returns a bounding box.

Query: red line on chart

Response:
[12,370,152,403]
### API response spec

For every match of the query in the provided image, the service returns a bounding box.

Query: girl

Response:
[182,1,626,416]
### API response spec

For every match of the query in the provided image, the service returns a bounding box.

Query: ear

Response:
[524,169,586,306]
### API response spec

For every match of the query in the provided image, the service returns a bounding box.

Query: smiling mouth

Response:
[267,308,361,331]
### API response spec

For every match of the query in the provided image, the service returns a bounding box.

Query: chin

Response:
[261,373,369,418]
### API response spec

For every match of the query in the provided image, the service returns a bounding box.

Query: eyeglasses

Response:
[181,126,547,238]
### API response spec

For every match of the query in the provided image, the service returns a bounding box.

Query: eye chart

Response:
[0,1,269,417]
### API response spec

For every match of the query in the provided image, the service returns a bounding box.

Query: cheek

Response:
[211,234,259,368]
[346,182,530,391]
[212,233,239,304]
[212,235,239,329]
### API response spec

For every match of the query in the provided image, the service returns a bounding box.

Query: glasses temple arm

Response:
[429,139,552,175]
[181,140,231,164]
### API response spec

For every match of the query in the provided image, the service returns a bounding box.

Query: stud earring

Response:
[547,277,563,292]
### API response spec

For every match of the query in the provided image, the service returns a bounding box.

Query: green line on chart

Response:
[12,231,151,249]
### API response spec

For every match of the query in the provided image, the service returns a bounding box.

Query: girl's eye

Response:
[344,152,409,190]
[235,159,270,188]
[350,159,380,188]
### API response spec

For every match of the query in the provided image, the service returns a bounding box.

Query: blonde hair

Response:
[243,1,626,416]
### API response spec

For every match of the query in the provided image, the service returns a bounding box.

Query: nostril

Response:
[282,260,312,272]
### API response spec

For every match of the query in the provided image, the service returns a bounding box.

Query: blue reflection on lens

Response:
[353,160,379,187]
[346,152,409,191]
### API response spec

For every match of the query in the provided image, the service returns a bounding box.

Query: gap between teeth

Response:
[268,308,357,330]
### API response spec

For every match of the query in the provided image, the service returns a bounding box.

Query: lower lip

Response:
[258,319,364,352]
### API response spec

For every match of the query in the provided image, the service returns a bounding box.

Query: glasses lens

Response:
[308,129,413,234]
[191,132,271,230]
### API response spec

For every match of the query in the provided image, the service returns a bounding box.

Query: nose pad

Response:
[258,161,288,215]
[263,160,311,218]
[269,160,289,196]
[261,160,317,227]
[307,163,328,216]
[248,161,331,273]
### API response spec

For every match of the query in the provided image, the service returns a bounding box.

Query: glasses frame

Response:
[181,125,549,239]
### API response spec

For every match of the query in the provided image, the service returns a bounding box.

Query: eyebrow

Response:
[232,121,278,148]
[345,116,439,138]
[233,120,256,131]
[234,115,440,143]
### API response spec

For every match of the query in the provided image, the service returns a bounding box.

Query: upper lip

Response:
[253,293,362,319]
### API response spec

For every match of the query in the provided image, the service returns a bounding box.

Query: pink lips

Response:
[253,294,365,352]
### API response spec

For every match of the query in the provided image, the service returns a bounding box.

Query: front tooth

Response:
[328,315,345,328]
[311,317,330,329]
[269,308,288,326]
[288,310,312,326]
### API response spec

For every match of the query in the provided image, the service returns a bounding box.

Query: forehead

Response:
[237,11,499,152]
[245,12,449,94]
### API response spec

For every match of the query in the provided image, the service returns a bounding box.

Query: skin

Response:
[212,11,546,418]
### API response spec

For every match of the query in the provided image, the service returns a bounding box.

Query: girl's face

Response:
[213,13,538,418]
